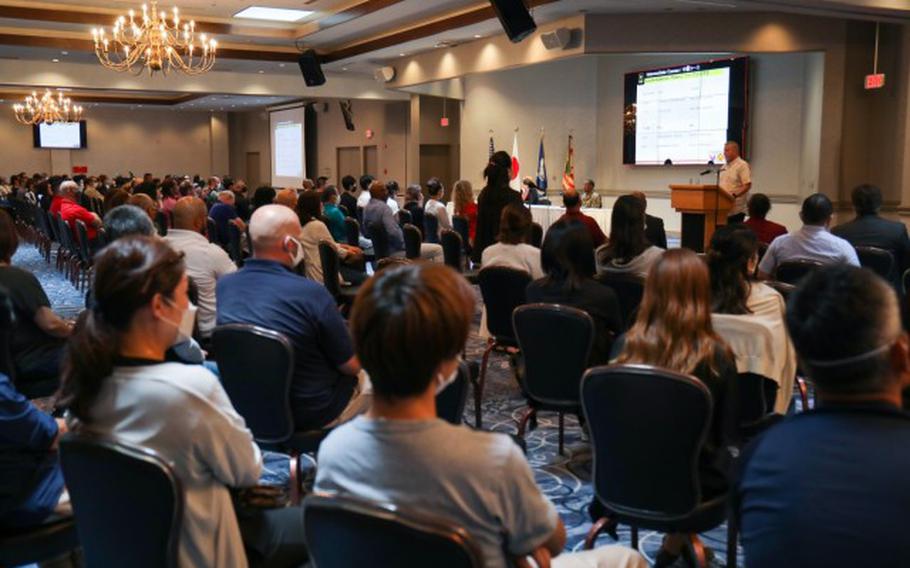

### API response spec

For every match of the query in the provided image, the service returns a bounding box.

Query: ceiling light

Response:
[279,63,285,68]
[233,6,313,22]
[258,70,264,74]
[399,53,406,57]
[52,58,59,63]
[61,51,69,55]
[474,34,482,39]
[341,67,348,71]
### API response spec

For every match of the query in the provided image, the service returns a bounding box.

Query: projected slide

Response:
[623,58,750,166]
[38,122,83,149]
[269,107,307,187]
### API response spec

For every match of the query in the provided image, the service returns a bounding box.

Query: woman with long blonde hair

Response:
[613,248,737,566]
[452,179,477,244]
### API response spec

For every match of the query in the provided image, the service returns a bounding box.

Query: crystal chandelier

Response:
[92,2,217,76]
[13,90,83,125]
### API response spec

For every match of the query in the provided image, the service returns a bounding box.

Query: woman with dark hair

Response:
[596,194,663,279]
[159,179,179,215]
[385,180,401,214]
[473,150,522,264]
[296,190,365,285]
[613,248,737,566]
[0,209,72,385]
[250,185,277,212]
[527,220,622,365]
[60,236,307,567]
[480,203,543,279]
[707,224,795,413]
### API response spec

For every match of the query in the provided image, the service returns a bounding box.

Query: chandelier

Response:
[13,90,83,125]
[92,2,217,76]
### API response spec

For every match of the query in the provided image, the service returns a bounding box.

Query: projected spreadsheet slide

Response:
[634,67,730,165]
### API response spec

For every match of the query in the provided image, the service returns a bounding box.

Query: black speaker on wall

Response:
[489,0,537,43]
[297,49,326,87]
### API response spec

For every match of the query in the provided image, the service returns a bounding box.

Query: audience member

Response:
[736,265,910,567]
[165,197,236,339]
[127,193,159,222]
[232,179,251,220]
[424,178,451,239]
[558,188,606,247]
[356,174,374,210]
[58,180,102,241]
[321,186,347,243]
[527,220,621,365]
[83,177,103,201]
[160,179,179,215]
[339,175,358,217]
[385,180,400,214]
[631,191,667,249]
[744,193,787,245]
[0,371,67,528]
[296,190,365,285]
[596,195,662,278]
[60,236,307,566]
[521,176,541,204]
[832,183,910,288]
[613,248,737,565]
[403,183,425,233]
[757,193,859,278]
[581,179,601,208]
[216,205,370,430]
[316,263,647,568]
[452,180,477,243]
[707,225,796,413]
[474,151,522,264]
[0,210,71,384]
[364,181,442,262]
[102,204,155,242]
[251,185,277,212]
[274,188,298,210]
[315,176,329,190]
[103,188,130,213]
[208,191,246,247]
[481,203,543,279]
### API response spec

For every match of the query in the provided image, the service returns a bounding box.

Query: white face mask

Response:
[286,236,305,267]
[162,298,197,342]
[435,362,461,394]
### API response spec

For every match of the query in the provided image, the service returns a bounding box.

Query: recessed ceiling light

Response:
[61,51,69,55]
[341,67,348,71]
[279,63,285,68]
[258,70,264,74]
[473,34,482,39]
[52,58,59,63]
[399,53,406,57]
[233,6,313,22]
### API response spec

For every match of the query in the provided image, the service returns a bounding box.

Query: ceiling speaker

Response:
[297,49,326,87]
[541,27,571,50]
[374,66,396,83]
[489,0,537,43]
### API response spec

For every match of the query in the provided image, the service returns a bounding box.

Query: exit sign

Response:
[440,117,449,127]
[865,73,886,90]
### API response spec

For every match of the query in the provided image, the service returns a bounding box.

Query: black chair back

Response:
[303,495,483,568]
[0,285,16,380]
[737,372,778,429]
[397,209,413,227]
[338,204,350,217]
[318,241,344,297]
[154,210,168,237]
[344,217,361,247]
[367,221,392,260]
[59,434,183,568]
[856,245,895,280]
[206,217,217,243]
[441,229,464,271]
[424,214,440,244]
[514,304,594,406]
[765,280,795,302]
[594,272,644,330]
[402,224,422,259]
[211,324,295,444]
[581,364,712,518]
[530,222,543,249]
[774,259,823,285]
[405,203,425,235]
[74,219,92,265]
[226,223,244,266]
[477,267,531,342]
[436,361,471,425]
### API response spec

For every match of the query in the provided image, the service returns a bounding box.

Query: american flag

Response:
[488,134,495,159]
[562,135,575,191]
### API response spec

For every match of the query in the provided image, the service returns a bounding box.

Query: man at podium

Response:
[719,141,752,223]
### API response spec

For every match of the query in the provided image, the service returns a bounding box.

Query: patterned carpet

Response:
[17,241,740,566]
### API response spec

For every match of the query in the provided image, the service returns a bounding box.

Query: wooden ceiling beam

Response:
[295,0,406,40]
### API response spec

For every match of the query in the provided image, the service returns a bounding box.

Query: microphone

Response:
[699,160,716,176]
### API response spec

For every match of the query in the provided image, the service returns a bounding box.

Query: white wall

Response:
[0,106,228,178]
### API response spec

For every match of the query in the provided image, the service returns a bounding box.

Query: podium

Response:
[670,184,734,252]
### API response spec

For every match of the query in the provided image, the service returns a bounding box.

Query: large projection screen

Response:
[270,106,307,188]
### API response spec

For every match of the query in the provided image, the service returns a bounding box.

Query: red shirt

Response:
[59,199,98,240]
[48,195,64,216]
[559,210,607,247]
[462,202,478,241]
[744,217,787,245]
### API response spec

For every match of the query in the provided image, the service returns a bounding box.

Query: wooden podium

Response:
[669,184,735,252]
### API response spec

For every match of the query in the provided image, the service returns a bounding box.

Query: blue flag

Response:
[536,133,548,191]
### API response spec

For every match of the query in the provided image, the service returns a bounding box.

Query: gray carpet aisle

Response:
[17,241,739,566]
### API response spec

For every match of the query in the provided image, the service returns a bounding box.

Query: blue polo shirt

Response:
[736,402,910,567]
[324,203,347,244]
[216,259,356,430]
[208,203,238,246]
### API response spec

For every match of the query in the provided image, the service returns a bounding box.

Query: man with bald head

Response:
[274,188,298,209]
[216,205,370,431]
[164,196,236,339]
[557,188,607,247]
[363,180,442,261]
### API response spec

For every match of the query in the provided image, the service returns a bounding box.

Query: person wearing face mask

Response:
[60,236,308,568]
[315,263,647,568]
[216,205,370,432]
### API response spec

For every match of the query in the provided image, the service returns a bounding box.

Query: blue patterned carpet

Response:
[18,240,739,566]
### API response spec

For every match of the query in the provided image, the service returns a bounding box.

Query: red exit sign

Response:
[865,73,886,90]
